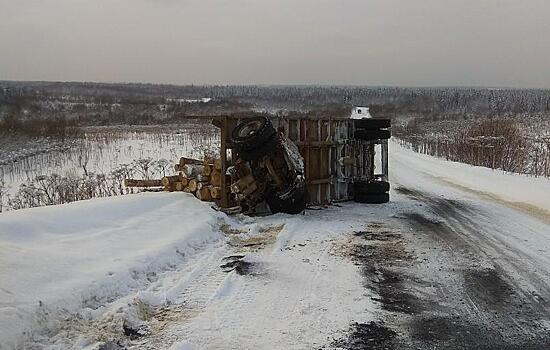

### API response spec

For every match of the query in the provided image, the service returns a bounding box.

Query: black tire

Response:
[354,192,390,204]
[354,129,391,141]
[354,118,391,130]
[231,117,276,151]
[266,178,309,214]
[237,134,279,161]
[354,181,390,194]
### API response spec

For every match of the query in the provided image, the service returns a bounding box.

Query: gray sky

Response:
[1,0,549,88]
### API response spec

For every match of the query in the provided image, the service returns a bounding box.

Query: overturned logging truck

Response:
[212,115,391,214]
[124,115,390,215]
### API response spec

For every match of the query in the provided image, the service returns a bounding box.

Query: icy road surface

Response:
[1,142,549,349]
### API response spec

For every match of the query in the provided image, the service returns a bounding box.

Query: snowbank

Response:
[390,141,550,218]
[0,193,223,348]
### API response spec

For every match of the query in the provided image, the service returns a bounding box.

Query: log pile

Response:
[124,156,223,202]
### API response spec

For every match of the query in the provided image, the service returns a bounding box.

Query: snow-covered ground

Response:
[390,141,550,219]
[389,140,550,290]
[387,141,550,348]
[0,193,223,348]
[0,193,380,349]
[1,142,549,349]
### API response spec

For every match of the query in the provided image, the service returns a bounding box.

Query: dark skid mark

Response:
[403,212,475,254]
[411,316,550,350]
[350,226,412,263]
[350,241,414,263]
[348,230,426,315]
[404,213,442,227]
[330,321,397,350]
[395,186,417,197]
[397,186,550,349]
[411,316,500,349]
[369,267,426,315]
[463,268,514,308]
[396,186,475,219]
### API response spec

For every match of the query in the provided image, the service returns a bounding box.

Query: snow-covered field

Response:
[0,124,219,208]
[1,142,549,349]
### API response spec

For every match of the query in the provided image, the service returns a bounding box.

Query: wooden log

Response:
[183,186,192,193]
[161,175,180,187]
[180,182,191,192]
[231,174,255,193]
[179,157,203,166]
[164,183,177,192]
[210,186,221,199]
[124,179,163,187]
[188,179,198,192]
[214,158,222,171]
[196,181,210,190]
[202,165,212,176]
[196,187,212,201]
[196,174,210,182]
[234,161,252,178]
[182,164,204,178]
[203,155,216,165]
[178,173,189,186]
[210,170,221,186]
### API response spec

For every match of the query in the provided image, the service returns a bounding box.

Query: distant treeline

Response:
[0,113,77,137]
[2,82,550,120]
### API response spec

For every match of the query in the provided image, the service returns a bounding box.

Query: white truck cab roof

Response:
[350,106,372,119]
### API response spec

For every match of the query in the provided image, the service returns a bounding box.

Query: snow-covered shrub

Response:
[3,157,177,211]
[395,118,550,177]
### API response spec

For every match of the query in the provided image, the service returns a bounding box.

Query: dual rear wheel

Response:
[353,181,390,203]
[353,118,391,203]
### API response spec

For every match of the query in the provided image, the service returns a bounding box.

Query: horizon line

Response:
[2,79,550,92]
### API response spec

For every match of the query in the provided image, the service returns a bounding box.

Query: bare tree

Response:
[0,177,9,213]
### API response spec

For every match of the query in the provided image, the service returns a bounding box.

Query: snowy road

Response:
[384,143,550,349]
[2,143,550,349]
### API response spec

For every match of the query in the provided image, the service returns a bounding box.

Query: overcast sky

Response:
[1,0,549,88]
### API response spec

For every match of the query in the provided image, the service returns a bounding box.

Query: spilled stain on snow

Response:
[228,223,285,249]
[329,321,398,350]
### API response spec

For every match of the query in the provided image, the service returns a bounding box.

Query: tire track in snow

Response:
[392,185,550,349]
[127,221,284,349]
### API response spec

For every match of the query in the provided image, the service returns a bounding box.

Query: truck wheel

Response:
[354,181,390,194]
[266,179,309,214]
[232,117,276,151]
[354,129,391,141]
[354,119,391,130]
[354,192,390,204]
[237,134,279,161]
